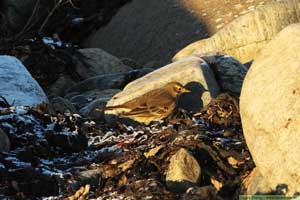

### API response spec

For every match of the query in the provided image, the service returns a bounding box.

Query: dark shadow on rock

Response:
[244,60,253,69]
[177,82,206,112]
[193,148,219,185]
[166,180,198,193]
[273,184,289,195]
[82,0,211,67]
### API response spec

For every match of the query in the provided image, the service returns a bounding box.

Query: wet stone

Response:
[0,128,10,151]
[49,96,77,114]
[45,131,88,152]
[77,169,103,188]
[69,95,89,109]
[7,167,59,197]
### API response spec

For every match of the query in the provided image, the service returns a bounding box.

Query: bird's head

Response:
[165,82,191,97]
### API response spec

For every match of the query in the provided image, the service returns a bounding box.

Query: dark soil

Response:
[0,94,254,199]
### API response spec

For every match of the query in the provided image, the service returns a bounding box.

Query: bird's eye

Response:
[178,87,182,91]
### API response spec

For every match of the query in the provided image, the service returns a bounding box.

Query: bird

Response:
[99,82,191,124]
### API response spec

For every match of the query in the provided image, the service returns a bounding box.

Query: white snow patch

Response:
[42,196,63,200]
[5,156,31,168]
[84,120,96,126]
[42,37,62,48]
[0,163,5,169]
[40,159,54,165]
[71,17,84,25]
[40,167,65,179]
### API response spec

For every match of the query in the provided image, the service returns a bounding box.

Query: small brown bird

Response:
[102,82,191,124]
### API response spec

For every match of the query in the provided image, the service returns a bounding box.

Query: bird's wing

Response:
[120,89,176,117]
[146,94,176,116]
[120,89,163,108]
[120,102,149,116]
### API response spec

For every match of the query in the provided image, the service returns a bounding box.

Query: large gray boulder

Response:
[105,55,220,118]
[173,0,300,64]
[0,56,48,106]
[240,24,300,195]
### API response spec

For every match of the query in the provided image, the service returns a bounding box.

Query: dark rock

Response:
[69,95,89,110]
[77,169,103,188]
[78,89,120,119]
[48,75,76,97]
[45,131,87,152]
[0,128,10,152]
[49,96,77,114]
[79,97,111,120]
[143,60,160,69]
[121,58,141,69]
[123,68,154,84]
[0,162,7,182]
[65,69,153,94]
[76,48,132,79]
[199,53,248,96]
[64,92,81,100]
[82,89,121,102]
[183,185,217,200]
[65,73,127,94]
[8,167,59,197]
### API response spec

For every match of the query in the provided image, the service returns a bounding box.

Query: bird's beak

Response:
[182,88,191,93]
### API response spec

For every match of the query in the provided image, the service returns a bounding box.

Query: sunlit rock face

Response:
[180,0,272,33]
[83,0,275,67]
[240,24,300,195]
[166,148,201,192]
[174,0,300,64]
